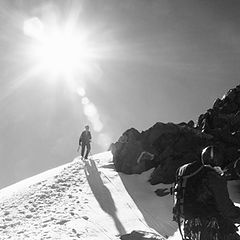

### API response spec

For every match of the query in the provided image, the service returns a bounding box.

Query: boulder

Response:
[120,230,165,240]
[112,128,143,174]
[111,123,211,181]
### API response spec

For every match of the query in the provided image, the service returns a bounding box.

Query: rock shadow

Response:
[119,173,177,238]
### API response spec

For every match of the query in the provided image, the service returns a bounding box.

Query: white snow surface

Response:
[0,151,239,240]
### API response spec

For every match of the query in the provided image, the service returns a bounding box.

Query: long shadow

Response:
[84,159,126,235]
[118,172,178,238]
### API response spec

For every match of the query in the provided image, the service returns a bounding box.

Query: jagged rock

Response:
[112,123,211,182]
[111,128,143,173]
[113,137,143,174]
[196,84,240,164]
[213,98,222,109]
[221,102,239,114]
[120,230,165,240]
[224,157,240,180]
[154,188,170,197]
[132,151,155,174]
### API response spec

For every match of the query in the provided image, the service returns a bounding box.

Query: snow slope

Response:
[0,151,239,240]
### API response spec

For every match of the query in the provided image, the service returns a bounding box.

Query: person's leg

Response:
[81,144,86,158]
[85,143,91,159]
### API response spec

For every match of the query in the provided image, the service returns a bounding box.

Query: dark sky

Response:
[0,0,240,189]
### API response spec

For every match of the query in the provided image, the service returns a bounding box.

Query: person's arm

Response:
[79,133,83,145]
[89,132,92,142]
[208,171,240,222]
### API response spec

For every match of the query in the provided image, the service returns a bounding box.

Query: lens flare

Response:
[83,102,103,132]
[24,21,92,77]
[82,97,90,105]
[23,17,44,40]
[76,87,112,150]
[23,15,104,81]
[83,103,97,117]
[77,87,86,97]
[21,6,115,153]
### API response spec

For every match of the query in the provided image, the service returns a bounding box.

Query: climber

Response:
[173,145,240,240]
[78,125,92,159]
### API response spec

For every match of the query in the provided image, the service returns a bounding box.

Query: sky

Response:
[0,0,240,189]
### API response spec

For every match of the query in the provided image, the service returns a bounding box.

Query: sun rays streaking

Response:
[0,1,124,98]
[0,65,46,103]
[77,87,112,151]
[21,4,115,152]
[0,1,117,152]
[23,17,97,80]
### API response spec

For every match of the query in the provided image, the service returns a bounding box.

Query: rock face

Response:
[111,122,212,184]
[196,85,240,163]
[120,230,165,240]
[111,85,240,184]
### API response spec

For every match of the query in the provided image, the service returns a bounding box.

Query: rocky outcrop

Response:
[149,126,213,184]
[197,85,240,135]
[112,123,212,183]
[111,84,240,184]
[196,84,240,166]
[120,230,165,240]
[111,128,143,174]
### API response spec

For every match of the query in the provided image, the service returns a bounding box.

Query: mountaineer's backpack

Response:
[172,162,237,240]
[172,161,205,239]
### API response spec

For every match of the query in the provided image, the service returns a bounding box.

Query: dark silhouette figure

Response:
[79,125,92,159]
[176,146,240,240]
[84,159,126,235]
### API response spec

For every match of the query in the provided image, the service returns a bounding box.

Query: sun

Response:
[32,30,92,77]
[23,17,96,79]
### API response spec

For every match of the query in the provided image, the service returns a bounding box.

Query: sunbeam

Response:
[23,16,98,80]
[0,1,120,159]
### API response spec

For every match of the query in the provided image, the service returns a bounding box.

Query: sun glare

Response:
[22,12,112,151]
[33,32,91,76]
[24,17,95,78]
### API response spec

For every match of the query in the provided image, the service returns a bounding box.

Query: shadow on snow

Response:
[84,159,126,235]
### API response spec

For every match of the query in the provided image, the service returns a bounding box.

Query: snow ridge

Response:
[0,158,90,239]
[0,152,168,239]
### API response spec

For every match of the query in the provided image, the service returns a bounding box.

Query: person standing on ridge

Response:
[173,145,240,240]
[78,125,92,159]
